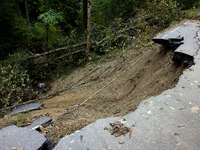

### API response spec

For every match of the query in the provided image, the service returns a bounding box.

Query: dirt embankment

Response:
[25,43,187,144]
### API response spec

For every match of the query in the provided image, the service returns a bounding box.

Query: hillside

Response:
[29,30,187,144]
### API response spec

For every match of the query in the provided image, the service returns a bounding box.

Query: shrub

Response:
[0,51,34,108]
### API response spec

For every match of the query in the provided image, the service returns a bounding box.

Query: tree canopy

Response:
[0,0,199,58]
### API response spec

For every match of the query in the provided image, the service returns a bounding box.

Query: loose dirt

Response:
[23,43,187,144]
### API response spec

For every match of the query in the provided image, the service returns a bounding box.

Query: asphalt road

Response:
[53,20,200,150]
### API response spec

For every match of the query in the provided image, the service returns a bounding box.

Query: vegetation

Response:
[0,113,31,129]
[0,0,199,109]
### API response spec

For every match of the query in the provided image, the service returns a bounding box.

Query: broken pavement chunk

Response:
[0,125,46,150]
[172,51,194,65]
[11,103,43,115]
[26,117,52,130]
[152,23,200,65]
[152,37,184,49]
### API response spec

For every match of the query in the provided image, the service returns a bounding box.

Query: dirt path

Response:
[25,43,187,144]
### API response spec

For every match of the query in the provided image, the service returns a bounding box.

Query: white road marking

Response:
[162,21,190,38]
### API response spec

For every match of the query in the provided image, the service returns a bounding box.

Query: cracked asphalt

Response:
[53,20,200,150]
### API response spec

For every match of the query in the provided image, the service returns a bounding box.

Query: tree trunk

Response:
[83,0,88,31]
[87,0,91,55]
[44,25,53,77]
[24,0,30,26]
[18,0,21,17]
[45,25,49,52]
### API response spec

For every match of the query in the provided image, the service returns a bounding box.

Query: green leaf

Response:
[38,9,63,25]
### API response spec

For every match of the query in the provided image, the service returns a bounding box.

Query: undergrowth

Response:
[0,113,31,129]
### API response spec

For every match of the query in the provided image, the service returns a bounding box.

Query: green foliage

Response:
[92,0,135,25]
[37,0,81,30]
[182,6,200,20]
[131,0,183,49]
[0,51,33,108]
[29,22,70,53]
[0,0,22,59]
[0,0,81,59]
[1,113,31,129]
[13,17,31,48]
[137,0,181,27]
[176,0,200,9]
[29,23,46,52]
[1,15,44,57]
[90,0,185,59]
[38,9,63,25]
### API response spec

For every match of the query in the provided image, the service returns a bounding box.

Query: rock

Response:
[26,117,52,130]
[113,109,121,114]
[0,125,46,150]
[11,103,43,115]
[37,83,45,89]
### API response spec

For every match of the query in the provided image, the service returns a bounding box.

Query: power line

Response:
[71,44,157,111]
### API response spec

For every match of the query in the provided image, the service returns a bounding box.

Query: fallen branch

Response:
[28,42,86,59]
[93,34,134,48]
[35,49,86,65]
[55,49,85,60]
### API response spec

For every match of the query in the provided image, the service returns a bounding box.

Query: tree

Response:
[0,0,23,58]
[24,0,30,26]
[83,0,88,30]
[38,9,63,51]
[91,0,135,25]
[87,0,91,54]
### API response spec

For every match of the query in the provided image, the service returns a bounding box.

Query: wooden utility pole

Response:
[87,0,91,55]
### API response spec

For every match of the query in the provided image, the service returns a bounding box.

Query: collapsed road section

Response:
[53,20,200,150]
[153,21,200,65]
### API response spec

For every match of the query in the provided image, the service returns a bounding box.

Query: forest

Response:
[0,0,199,109]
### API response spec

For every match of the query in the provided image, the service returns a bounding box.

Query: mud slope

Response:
[31,44,186,144]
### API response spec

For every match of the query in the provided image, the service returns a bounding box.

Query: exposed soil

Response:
[1,19,192,146]
[23,43,187,145]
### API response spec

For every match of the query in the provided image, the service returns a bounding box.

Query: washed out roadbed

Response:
[24,43,186,144]
[0,43,187,145]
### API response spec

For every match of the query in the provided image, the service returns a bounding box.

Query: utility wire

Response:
[71,44,157,111]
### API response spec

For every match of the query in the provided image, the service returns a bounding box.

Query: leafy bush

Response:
[89,0,184,57]
[0,51,35,108]
[92,0,136,26]
[176,0,200,9]
[137,0,182,27]
[29,23,46,53]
